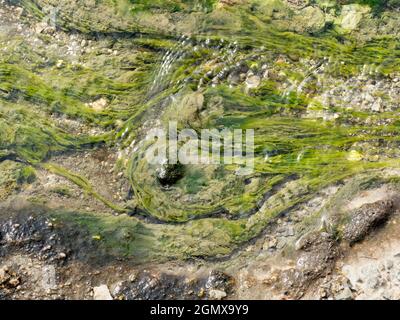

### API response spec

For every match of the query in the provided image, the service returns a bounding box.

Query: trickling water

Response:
[281,58,328,100]
[197,39,239,90]
[148,34,241,95]
[149,35,191,97]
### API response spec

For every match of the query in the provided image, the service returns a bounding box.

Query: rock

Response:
[111,270,216,300]
[88,98,108,112]
[335,286,353,300]
[318,287,328,299]
[205,270,234,292]
[245,75,261,89]
[42,245,52,251]
[276,238,287,249]
[35,22,47,34]
[185,92,205,110]
[366,275,380,289]
[0,267,9,284]
[263,237,278,250]
[164,91,205,123]
[295,231,338,278]
[371,98,383,112]
[56,60,64,69]
[14,7,24,19]
[385,260,394,270]
[342,270,359,290]
[285,226,295,237]
[339,4,371,31]
[156,163,185,186]
[295,6,326,33]
[343,200,394,245]
[93,285,113,300]
[8,277,20,288]
[263,69,270,79]
[227,72,240,85]
[0,267,21,289]
[176,92,205,122]
[286,0,310,8]
[42,26,56,35]
[198,287,205,298]
[219,0,244,6]
[128,272,139,282]
[347,150,363,162]
[208,289,227,300]
[57,252,67,260]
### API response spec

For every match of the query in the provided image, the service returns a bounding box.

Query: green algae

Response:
[2,0,400,263]
[0,161,33,200]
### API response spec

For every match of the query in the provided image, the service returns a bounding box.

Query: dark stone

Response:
[295,231,339,278]
[278,231,339,299]
[112,269,234,300]
[205,270,235,292]
[156,163,184,186]
[343,200,394,245]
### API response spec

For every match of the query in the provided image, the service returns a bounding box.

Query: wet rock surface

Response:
[295,231,339,277]
[156,163,185,186]
[112,270,234,300]
[343,200,394,245]
[1,179,400,300]
[0,204,101,264]
[93,285,113,300]
[305,209,400,300]
[276,231,340,298]
[0,208,237,300]
[0,266,21,290]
